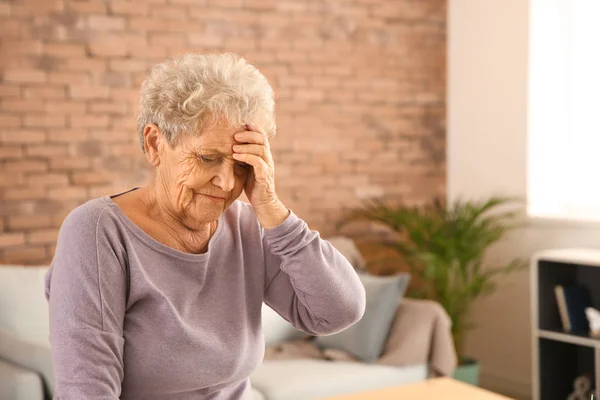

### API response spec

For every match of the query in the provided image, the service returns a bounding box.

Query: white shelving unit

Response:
[531,248,600,400]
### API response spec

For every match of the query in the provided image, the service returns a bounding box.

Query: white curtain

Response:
[528,0,600,221]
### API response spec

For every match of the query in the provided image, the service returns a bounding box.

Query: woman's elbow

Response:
[315,284,366,335]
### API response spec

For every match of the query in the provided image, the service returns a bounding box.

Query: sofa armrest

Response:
[0,327,54,397]
[0,358,44,400]
[377,298,457,377]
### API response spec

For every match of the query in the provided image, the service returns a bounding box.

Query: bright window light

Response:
[528,0,600,221]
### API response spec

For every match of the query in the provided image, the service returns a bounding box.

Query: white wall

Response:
[448,1,600,398]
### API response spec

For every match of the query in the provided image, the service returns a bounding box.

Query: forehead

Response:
[182,120,244,152]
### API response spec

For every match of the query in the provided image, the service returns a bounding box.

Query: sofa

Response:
[0,246,455,400]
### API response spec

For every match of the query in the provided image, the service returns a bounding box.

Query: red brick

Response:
[277,1,306,11]
[48,187,86,200]
[3,246,48,263]
[86,15,125,31]
[4,187,46,201]
[0,100,45,113]
[69,115,110,128]
[72,171,114,185]
[0,233,26,248]
[48,72,90,85]
[110,88,141,102]
[49,157,91,170]
[244,0,276,10]
[0,145,23,160]
[4,160,48,173]
[129,44,169,59]
[24,115,67,128]
[26,144,68,157]
[294,89,324,102]
[68,0,107,13]
[87,39,129,57]
[207,0,243,8]
[46,244,56,259]
[109,59,148,72]
[128,16,163,31]
[63,58,107,73]
[149,32,187,47]
[150,5,188,19]
[68,85,110,100]
[188,34,223,48]
[27,228,60,245]
[45,101,87,114]
[110,1,149,16]
[23,85,67,99]
[89,130,135,142]
[0,172,25,188]
[43,43,86,57]
[310,76,340,89]
[0,85,21,97]
[275,51,306,63]
[89,102,129,115]
[0,114,21,128]
[27,173,69,187]
[324,65,354,76]
[1,40,43,56]
[110,143,138,156]
[0,20,21,37]
[47,129,88,143]
[88,185,118,198]
[3,69,47,83]
[110,117,136,130]
[8,215,52,230]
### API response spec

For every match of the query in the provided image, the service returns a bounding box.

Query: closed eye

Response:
[199,155,218,163]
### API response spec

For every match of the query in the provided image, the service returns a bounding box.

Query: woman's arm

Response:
[45,205,127,399]
[261,210,366,336]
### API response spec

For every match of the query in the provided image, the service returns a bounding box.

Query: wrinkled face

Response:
[156,120,252,228]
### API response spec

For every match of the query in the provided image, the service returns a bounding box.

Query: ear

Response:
[143,124,163,167]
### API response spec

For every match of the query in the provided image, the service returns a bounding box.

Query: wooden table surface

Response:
[320,377,514,400]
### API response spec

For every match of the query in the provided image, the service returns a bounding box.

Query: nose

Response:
[211,160,236,193]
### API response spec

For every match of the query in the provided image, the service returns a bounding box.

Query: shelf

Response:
[538,329,600,348]
[532,249,600,399]
[534,248,600,268]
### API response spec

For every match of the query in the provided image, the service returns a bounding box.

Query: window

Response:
[528,0,600,221]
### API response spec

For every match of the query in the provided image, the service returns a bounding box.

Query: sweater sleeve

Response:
[44,205,127,399]
[262,210,366,336]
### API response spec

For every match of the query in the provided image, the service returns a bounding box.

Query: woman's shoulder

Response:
[58,196,122,240]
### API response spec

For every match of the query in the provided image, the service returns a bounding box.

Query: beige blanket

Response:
[264,298,457,377]
[378,298,457,376]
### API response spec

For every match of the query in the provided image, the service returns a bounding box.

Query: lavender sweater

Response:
[44,189,366,399]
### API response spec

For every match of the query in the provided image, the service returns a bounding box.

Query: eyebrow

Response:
[196,148,232,156]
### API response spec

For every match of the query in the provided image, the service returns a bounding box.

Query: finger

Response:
[235,125,268,146]
[248,123,268,139]
[234,131,265,146]
[232,143,272,164]
[232,153,271,181]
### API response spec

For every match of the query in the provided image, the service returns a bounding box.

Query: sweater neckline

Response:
[101,187,225,262]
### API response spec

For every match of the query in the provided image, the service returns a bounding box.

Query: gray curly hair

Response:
[137,53,276,151]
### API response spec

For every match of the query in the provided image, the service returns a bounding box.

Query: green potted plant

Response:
[338,196,527,385]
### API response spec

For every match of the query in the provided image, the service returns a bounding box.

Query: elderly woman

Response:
[44,53,366,399]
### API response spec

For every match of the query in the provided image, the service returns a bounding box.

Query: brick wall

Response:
[0,0,446,265]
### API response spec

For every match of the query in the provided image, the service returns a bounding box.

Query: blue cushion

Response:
[314,272,410,363]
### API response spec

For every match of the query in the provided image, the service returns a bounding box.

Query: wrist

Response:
[256,200,289,229]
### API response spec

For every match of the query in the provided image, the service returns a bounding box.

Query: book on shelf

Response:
[555,284,592,333]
